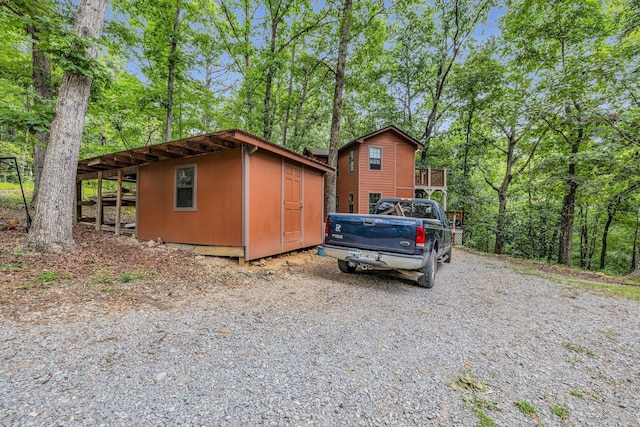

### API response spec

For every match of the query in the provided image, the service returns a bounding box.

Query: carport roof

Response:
[76,129,333,181]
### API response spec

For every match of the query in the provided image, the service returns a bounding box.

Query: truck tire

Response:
[338,259,356,274]
[417,249,436,288]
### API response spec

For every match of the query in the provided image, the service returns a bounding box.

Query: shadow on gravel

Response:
[306,257,441,294]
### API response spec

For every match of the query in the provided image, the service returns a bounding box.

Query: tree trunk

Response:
[325,0,352,216]
[282,44,296,148]
[578,205,589,269]
[262,13,279,141]
[165,3,181,142]
[600,181,640,270]
[24,0,109,253]
[557,129,580,266]
[27,22,52,205]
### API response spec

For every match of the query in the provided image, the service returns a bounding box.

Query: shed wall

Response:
[247,150,283,260]
[247,150,326,260]
[137,149,243,246]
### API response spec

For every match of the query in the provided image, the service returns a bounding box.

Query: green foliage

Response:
[552,404,569,419]
[37,270,59,283]
[0,0,638,276]
[514,400,536,415]
[570,390,584,398]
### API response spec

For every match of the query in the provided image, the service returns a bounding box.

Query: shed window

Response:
[369,147,381,170]
[175,164,197,211]
[368,193,381,214]
[348,193,354,213]
[349,150,355,172]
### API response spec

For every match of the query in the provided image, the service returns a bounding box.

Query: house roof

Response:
[338,125,423,154]
[76,129,333,181]
[302,147,330,157]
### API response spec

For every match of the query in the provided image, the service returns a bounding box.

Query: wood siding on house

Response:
[137,148,243,245]
[336,146,359,213]
[395,141,417,198]
[358,136,396,214]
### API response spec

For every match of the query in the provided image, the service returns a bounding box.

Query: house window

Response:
[348,193,354,213]
[335,196,339,212]
[175,164,197,211]
[349,150,355,172]
[369,147,381,170]
[369,193,381,214]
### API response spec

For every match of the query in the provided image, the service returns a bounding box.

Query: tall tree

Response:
[326,0,352,215]
[419,0,493,160]
[503,0,607,266]
[24,0,109,253]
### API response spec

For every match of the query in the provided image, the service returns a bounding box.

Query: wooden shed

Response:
[76,129,333,264]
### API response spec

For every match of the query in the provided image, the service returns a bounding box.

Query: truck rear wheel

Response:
[417,249,436,288]
[338,260,357,274]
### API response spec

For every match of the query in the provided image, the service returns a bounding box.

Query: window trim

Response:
[369,146,382,171]
[174,163,197,211]
[349,149,355,172]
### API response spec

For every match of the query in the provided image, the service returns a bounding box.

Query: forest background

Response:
[0,0,638,276]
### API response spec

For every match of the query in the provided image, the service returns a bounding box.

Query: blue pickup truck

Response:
[322,198,452,288]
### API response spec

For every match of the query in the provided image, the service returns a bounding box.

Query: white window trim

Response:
[174,163,197,211]
[369,146,382,171]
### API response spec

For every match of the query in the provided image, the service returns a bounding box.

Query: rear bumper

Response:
[322,245,425,270]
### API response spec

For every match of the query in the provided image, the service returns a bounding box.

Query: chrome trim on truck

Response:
[323,245,426,270]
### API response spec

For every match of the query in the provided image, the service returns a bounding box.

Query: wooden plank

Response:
[76,166,138,182]
[96,171,103,231]
[193,246,245,257]
[115,169,122,236]
[75,181,82,223]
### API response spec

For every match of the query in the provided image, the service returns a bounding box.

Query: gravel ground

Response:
[1,248,639,426]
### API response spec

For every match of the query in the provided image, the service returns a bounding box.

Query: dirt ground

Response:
[1,205,636,322]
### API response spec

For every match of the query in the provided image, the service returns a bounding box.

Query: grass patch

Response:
[452,371,499,426]
[552,404,569,419]
[37,270,59,283]
[0,182,33,209]
[90,269,113,285]
[474,409,498,427]
[1,262,22,270]
[514,400,536,415]
[571,281,640,302]
[563,341,597,358]
[570,390,584,398]
[119,270,145,283]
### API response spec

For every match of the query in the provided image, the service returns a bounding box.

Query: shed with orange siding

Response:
[76,129,332,264]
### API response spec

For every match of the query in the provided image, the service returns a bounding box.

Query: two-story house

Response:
[337,125,442,214]
[304,125,448,214]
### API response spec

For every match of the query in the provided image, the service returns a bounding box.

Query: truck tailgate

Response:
[325,214,419,255]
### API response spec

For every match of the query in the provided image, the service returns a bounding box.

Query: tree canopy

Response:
[1,0,638,274]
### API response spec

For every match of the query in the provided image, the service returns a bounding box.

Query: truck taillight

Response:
[325,218,330,237]
[415,225,425,248]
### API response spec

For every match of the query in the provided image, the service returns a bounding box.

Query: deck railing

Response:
[415,167,446,187]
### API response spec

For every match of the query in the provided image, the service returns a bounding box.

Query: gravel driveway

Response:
[1,248,639,426]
